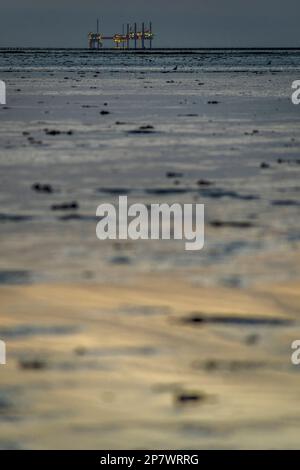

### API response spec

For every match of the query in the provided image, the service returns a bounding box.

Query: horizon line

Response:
[1,47,300,52]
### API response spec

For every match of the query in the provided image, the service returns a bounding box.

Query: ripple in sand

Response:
[121,305,171,316]
[0,214,34,223]
[0,270,32,284]
[0,324,80,339]
[180,314,292,327]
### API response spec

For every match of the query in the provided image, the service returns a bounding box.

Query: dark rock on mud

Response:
[166,171,183,178]
[197,179,214,186]
[210,220,254,229]
[51,202,79,211]
[181,313,292,327]
[176,392,207,405]
[31,183,54,194]
[18,358,48,370]
[128,125,155,134]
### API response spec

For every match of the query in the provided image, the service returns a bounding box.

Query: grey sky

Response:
[0,0,299,48]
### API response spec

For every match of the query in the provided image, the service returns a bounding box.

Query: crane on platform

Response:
[88,20,154,50]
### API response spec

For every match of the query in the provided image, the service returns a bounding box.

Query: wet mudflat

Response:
[0,49,300,448]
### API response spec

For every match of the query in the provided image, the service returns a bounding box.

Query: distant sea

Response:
[1,48,300,73]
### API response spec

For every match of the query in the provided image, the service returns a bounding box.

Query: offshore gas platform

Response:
[88,20,154,50]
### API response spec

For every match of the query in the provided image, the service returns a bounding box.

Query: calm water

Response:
[1,48,300,72]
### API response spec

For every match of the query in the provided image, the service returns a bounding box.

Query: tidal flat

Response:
[0,49,300,448]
